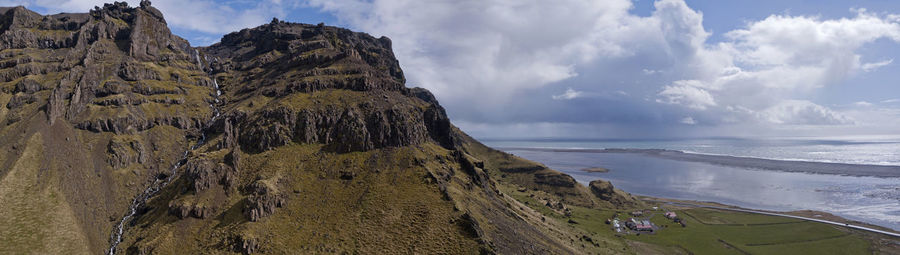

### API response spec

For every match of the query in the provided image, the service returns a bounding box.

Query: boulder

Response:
[589,180,640,208]
[118,62,160,81]
[233,234,258,255]
[106,136,147,169]
[14,79,43,93]
[168,200,214,219]
[533,170,577,188]
[244,180,285,222]
[184,157,235,192]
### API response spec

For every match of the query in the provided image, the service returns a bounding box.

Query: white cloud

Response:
[552,88,583,100]
[861,59,893,72]
[882,99,900,103]
[680,117,696,125]
[725,10,900,69]
[306,0,635,104]
[854,101,874,107]
[761,100,853,125]
[651,6,900,126]
[657,80,716,110]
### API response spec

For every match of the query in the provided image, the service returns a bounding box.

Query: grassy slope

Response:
[458,132,651,254]
[0,133,92,254]
[124,141,485,254]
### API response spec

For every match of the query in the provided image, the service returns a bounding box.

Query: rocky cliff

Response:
[0,2,213,254]
[0,2,639,254]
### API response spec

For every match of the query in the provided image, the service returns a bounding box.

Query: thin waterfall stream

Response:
[107,50,223,254]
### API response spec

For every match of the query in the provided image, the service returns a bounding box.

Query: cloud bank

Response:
[308,0,900,138]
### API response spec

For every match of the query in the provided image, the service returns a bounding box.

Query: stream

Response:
[107,51,223,254]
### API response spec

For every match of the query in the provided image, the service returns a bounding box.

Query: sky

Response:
[6,0,900,139]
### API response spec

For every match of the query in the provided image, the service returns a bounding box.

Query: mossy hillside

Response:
[501,178,640,254]
[0,133,92,254]
[0,92,11,124]
[457,131,618,209]
[117,73,576,253]
[257,89,429,116]
[0,3,215,253]
[123,142,484,254]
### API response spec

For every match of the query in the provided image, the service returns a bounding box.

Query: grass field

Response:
[505,185,885,254]
[626,208,872,254]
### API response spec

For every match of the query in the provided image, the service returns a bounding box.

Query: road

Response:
[644,199,900,238]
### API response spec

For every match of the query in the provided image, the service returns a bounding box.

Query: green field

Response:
[505,186,880,255]
[623,208,872,254]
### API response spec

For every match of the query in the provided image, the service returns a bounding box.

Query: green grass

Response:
[503,191,876,255]
[622,208,871,254]
[682,208,801,225]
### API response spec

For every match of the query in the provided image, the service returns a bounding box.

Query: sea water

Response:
[483,137,900,231]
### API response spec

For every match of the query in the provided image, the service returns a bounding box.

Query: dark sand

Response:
[502,147,900,178]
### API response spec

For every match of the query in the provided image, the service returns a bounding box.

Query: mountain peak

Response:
[0,3,611,254]
[205,20,404,93]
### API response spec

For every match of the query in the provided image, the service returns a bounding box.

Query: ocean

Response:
[482,137,900,231]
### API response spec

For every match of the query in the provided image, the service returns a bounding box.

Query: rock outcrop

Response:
[243,180,285,222]
[534,170,577,188]
[106,136,147,168]
[0,1,209,133]
[184,156,235,192]
[589,179,641,208]
[168,200,215,219]
[200,21,457,153]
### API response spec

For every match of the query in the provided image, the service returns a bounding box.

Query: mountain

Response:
[0,2,642,254]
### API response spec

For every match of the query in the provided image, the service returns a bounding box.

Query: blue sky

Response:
[8,0,900,139]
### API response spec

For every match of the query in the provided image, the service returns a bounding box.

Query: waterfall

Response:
[194,49,202,68]
[107,49,224,254]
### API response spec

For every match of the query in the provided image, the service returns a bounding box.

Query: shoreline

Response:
[501,147,900,178]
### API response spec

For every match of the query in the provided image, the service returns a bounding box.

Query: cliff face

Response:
[117,17,571,254]
[0,2,632,254]
[0,2,213,254]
